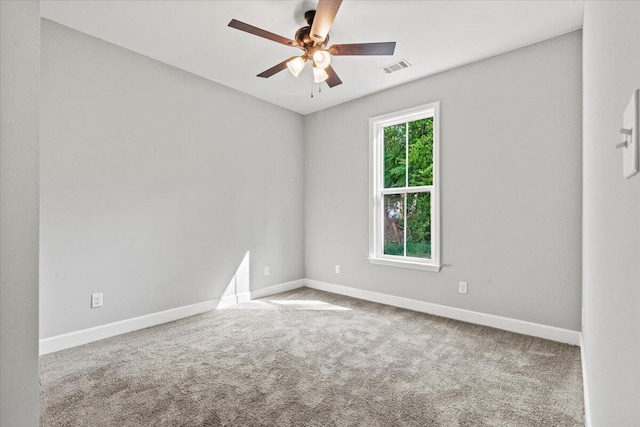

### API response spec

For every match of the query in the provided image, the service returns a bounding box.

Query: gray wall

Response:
[40,20,304,338]
[0,1,41,425]
[305,31,582,330]
[582,2,640,425]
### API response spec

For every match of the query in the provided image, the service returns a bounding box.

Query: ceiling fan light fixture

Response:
[313,66,329,83]
[312,50,331,69]
[286,57,306,77]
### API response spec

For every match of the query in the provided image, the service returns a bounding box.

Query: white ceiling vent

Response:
[382,59,412,74]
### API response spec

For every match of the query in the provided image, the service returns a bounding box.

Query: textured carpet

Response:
[40,287,584,426]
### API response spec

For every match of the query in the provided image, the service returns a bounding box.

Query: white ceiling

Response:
[41,1,584,115]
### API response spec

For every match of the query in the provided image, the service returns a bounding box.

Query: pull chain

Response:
[311,82,323,98]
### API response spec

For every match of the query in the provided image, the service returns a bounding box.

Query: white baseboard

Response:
[237,292,251,304]
[304,279,581,346]
[580,333,592,427]
[40,278,580,355]
[39,280,305,355]
[249,279,306,300]
[217,294,239,309]
[39,297,225,355]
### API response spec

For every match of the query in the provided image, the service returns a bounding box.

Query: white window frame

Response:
[368,101,441,272]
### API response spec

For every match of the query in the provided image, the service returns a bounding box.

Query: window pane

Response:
[406,192,431,258]
[383,124,406,188]
[383,194,404,256]
[408,117,433,186]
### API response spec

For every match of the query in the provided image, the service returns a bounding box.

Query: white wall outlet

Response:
[264,266,270,276]
[335,264,340,274]
[458,281,468,294]
[91,293,103,308]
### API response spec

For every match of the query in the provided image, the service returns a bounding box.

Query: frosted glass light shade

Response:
[286,57,305,77]
[313,50,331,69]
[313,67,329,83]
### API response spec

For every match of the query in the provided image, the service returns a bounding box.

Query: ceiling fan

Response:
[228,0,396,88]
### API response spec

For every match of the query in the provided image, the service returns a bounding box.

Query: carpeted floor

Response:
[40,287,584,426]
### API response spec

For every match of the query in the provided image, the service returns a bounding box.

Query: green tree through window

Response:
[383,117,433,258]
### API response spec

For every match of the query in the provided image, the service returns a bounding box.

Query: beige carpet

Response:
[40,287,584,426]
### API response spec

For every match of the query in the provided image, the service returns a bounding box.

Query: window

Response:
[369,102,440,271]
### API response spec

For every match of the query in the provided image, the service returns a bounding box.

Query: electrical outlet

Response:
[335,265,340,274]
[264,266,270,276]
[458,281,468,295]
[91,293,103,308]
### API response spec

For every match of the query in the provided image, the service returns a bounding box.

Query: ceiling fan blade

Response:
[328,42,397,56]
[310,0,343,45]
[325,65,342,88]
[257,57,299,78]
[228,19,300,48]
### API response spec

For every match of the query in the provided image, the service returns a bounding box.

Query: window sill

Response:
[367,257,441,272]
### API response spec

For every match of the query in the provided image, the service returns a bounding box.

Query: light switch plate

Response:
[622,89,639,178]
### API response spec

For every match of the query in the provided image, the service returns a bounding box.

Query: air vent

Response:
[382,59,411,74]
